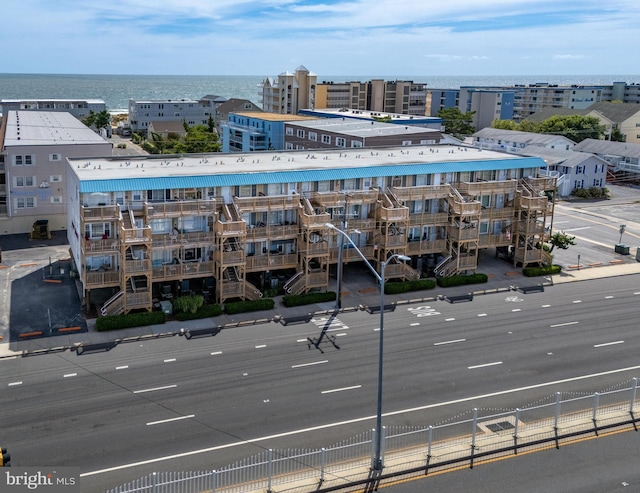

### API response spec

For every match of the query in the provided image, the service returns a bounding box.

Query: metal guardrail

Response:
[105,379,640,493]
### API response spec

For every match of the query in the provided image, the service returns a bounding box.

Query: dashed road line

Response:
[594,341,624,348]
[147,415,195,426]
[291,360,328,369]
[468,361,503,370]
[434,339,466,346]
[133,384,177,394]
[321,385,362,394]
[550,321,579,328]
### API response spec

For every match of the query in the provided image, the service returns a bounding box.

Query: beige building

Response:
[260,66,317,115]
[66,145,555,316]
[0,111,112,234]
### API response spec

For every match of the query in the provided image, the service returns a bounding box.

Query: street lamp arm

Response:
[325,223,382,282]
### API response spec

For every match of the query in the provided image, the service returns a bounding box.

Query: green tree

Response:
[491,119,519,130]
[82,110,111,130]
[207,115,216,133]
[516,120,541,133]
[174,124,221,154]
[547,231,577,252]
[437,107,476,137]
[536,115,605,143]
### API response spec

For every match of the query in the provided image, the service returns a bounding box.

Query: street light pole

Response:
[325,223,409,472]
[335,192,352,310]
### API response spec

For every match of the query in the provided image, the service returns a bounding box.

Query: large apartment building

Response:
[66,145,555,316]
[0,111,112,234]
[260,66,317,115]
[0,98,106,119]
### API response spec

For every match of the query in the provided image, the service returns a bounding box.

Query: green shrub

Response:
[224,298,275,315]
[175,303,222,321]
[384,279,436,294]
[523,264,562,277]
[282,292,337,307]
[437,273,488,288]
[173,295,204,314]
[96,311,166,331]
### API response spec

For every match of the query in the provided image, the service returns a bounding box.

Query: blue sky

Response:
[3,0,638,76]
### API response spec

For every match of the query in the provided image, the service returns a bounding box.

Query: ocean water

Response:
[0,73,639,112]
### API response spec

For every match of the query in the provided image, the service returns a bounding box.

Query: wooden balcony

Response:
[245,224,299,241]
[327,218,376,232]
[124,259,151,274]
[81,205,120,222]
[213,220,246,237]
[144,199,216,218]
[329,245,375,262]
[377,206,409,222]
[478,233,512,248]
[181,231,215,246]
[480,206,515,220]
[514,248,544,263]
[82,238,120,254]
[308,189,379,207]
[517,195,550,210]
[125,291,152,308]
[457,255,478,270]
[525,176,556,191]
[391,185,451,200]
[220,280,244,297]
[245,253,298,272]
[447,226,480,241]
[406,239,447,255]
[234,194,300,212]
[85,269,120,288]
[378,235,407,247]
[120,226,152,244]
[409,212,448,226]
[455,180,518,196]
[306,271,328,289]
[514,221,545,235]
[299,242,329,256]
[219,250,245,265]
[299,211,331,229]
[152,261,215,281]
[447,199,481,216]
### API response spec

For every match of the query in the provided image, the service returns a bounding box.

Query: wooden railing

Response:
[480,206,515,220]
[378,235,407,247]
[81,205,120,222]
[214,220,246,236]
[299,211,331,228]
[220,280,244,297]
[299,242,329,255]
[391,185,451,200]
[455,180,518,196]
[308,189,379,207]
[246,254,298,271]
[478,233,512,248]
[124,259,151,274]
[377,206,409,222]
[151,261,215,280]
[525,176,556,190]
[245,224,299,240]
[406,239,447,255]
[517,195,549,210]
[447,199,481,216]
[329,245,375,262]
[82,238,120,253]
[514,221,545,235]
[409,212,448,226]
[447,226,480,241]
[125,291,152,307]
[120,226,152,243]
[144,199,216,217]
[85,270,120,287]
[234,195,299,211]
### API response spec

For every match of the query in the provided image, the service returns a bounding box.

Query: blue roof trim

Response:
[78,157,545,193]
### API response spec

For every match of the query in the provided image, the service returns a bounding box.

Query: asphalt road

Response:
[1,275,639,492]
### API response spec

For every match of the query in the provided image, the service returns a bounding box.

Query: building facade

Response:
[128,95,226,132]
[66,145,555,316]
[1,99,106,119]
[221,112,314,152]
[260,66,317,115]
[0,111,112,234]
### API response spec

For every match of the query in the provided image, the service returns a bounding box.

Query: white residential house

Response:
[573,139,640,183]
[0,111,112,234]
[472,128,576,153]
[128,95,226,132]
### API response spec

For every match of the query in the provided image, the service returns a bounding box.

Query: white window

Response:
[15,197,36,209]
[50,175,62,183]
[321,134,331,144]
[286,127,294,136]
[351,141,363,148]
[479,222,489,234]
[50,196,63,204]
[286,143,294,150]
[308,132,317,141]
[402,140,412,146]
[14,176,35,187]
[49,154,61,161]
[336,137,346,147]
[296,129,305,138]
[13,155,23,166]
[24,155,34,166]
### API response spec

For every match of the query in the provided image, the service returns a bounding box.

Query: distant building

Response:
[573,138,640,183]
[472,128,576,152]
[221,112,313,153]
[283,119,442,150]
[260,65,317,115]
[214,99,262,130]
[128,95,227,132]
[0,111,112,234]
[298,108,442,130]
[147,121,188,141]
[1,98,106,120]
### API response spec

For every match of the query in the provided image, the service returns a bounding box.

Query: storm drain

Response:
[485,421,515,433]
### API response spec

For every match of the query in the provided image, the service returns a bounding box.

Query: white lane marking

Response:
[604,296,614,299]
[563,226,591,232]
[550,321,579,328]
[478,313,487,317]
[512,308,521,312]
[373,328,381,332]
[554,221,570,224]
[572,300,582,304]
[321,385,362,394]
[410,323,420,326]
[8,381,23,386]
[255,345,267,349]
[164,358,176,363]
[542,304,551,308]
[297,339,308,343]
[336,333,347,337]
[63,373,77,378]
[434,339,466,346]
[211,351,222,356]
[445,318,456,322]
[634,292,640,295]
[116,365,129,370]
[147,415,195,426]
[468,361,503,370]
[291,360,328,369]
[81,364,640,478]
[594,340,624,348]
[133,384,177,394]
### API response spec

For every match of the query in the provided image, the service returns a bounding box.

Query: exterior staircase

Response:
[100,290,125,317]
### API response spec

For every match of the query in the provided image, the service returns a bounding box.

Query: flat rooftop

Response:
[69,144,540,183]
[301,108,441,123]
[288,119,439,137]
[3,110,109,147]
[232,112,316,122]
